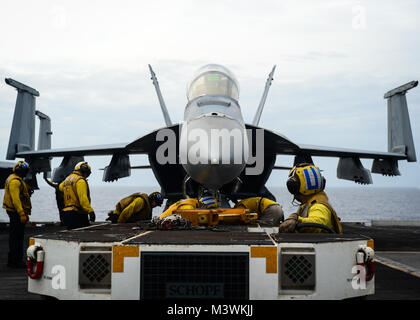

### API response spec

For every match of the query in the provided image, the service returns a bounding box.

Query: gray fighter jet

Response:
[0,65,417,205]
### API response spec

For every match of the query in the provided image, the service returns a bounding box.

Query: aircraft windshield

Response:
[187,64,239,101]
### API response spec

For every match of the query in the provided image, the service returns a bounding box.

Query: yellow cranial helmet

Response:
[74,161,91,176]
[286,163,326,196]
[199,195,218,208]
[13,160,30,175]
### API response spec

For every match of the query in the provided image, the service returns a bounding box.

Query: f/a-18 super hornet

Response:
[0,65,417,206]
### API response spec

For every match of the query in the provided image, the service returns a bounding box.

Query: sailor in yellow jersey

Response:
[160,195,217,219]
[2,161,32,268]
[107,191,164,223]
[59,161,95,230]
[234,197,284,226]
[279,163,342,234]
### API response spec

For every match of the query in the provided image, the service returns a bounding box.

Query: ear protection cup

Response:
[286,175,300,195]
[74,161,91,176]
[321,176,326,191]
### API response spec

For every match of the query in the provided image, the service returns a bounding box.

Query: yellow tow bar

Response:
[173,208,258,226]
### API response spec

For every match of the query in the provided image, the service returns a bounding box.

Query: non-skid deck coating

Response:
[1,222,420,300]
[28,222,369,245]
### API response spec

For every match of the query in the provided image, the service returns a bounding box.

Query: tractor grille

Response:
[79,251,111,289]
[141,252,249,299]
[280,248,315,290]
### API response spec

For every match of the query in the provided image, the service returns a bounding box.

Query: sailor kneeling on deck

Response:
[279,163,343,234]
[107,191,163,223]
[234,197,284,226]
[59,161,95,230]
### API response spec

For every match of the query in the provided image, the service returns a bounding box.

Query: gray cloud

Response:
[0,1,419,189]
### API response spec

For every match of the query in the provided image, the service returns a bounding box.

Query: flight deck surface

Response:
[29,222,369,245]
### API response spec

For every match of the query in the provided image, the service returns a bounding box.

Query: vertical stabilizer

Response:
[35,111,52,150]
[384,80,418,162]
[5,78,39,160]
[252,65,276,126]
[148,65,173,127]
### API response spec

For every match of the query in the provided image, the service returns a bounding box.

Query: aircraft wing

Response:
[292,142,407,183]
[246,124,406,159]
[16,121,181,159]
[11,124,182,185]
[295,143,406,160]
[244,124,408,186]
[16,143,128,158]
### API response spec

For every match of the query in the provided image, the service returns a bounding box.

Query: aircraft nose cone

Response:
[180,114,248,190]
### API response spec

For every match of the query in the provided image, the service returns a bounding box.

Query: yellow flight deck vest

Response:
[115,193,152,222]
[297,191,343,234]
[160,198,202,218]
[2,174,31,215]
[234,197,277,217]
[61,172,91,213]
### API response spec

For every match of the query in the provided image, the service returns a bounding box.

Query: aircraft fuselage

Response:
[179,64,249,191]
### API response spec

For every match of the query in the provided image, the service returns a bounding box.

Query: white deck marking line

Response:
[60,222,110,232]
[250,223,278,245]
[121,230,154,244]
[375,255,420,278]
[265,230,277,246]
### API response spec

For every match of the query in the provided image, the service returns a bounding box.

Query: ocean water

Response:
[1,186,419,224]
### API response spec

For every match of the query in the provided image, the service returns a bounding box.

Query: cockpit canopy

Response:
[187,64,240,101]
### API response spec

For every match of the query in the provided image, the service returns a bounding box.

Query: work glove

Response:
[106,211,119,224]
[19,214,28,224]
[279,213,299,233]
[89,212,96,222]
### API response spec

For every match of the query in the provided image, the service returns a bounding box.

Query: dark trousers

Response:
[63,211,90,230]
[6,211,26,264]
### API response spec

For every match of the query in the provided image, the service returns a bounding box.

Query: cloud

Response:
[0,1,419,188]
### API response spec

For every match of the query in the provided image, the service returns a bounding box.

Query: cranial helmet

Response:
[286,163,326,196]
[149,191,164,206]
[200,195,218,208]
[13,160,30,177]
[74,161,91,176]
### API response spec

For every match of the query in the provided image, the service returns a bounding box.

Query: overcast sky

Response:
[0,0,419,189]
